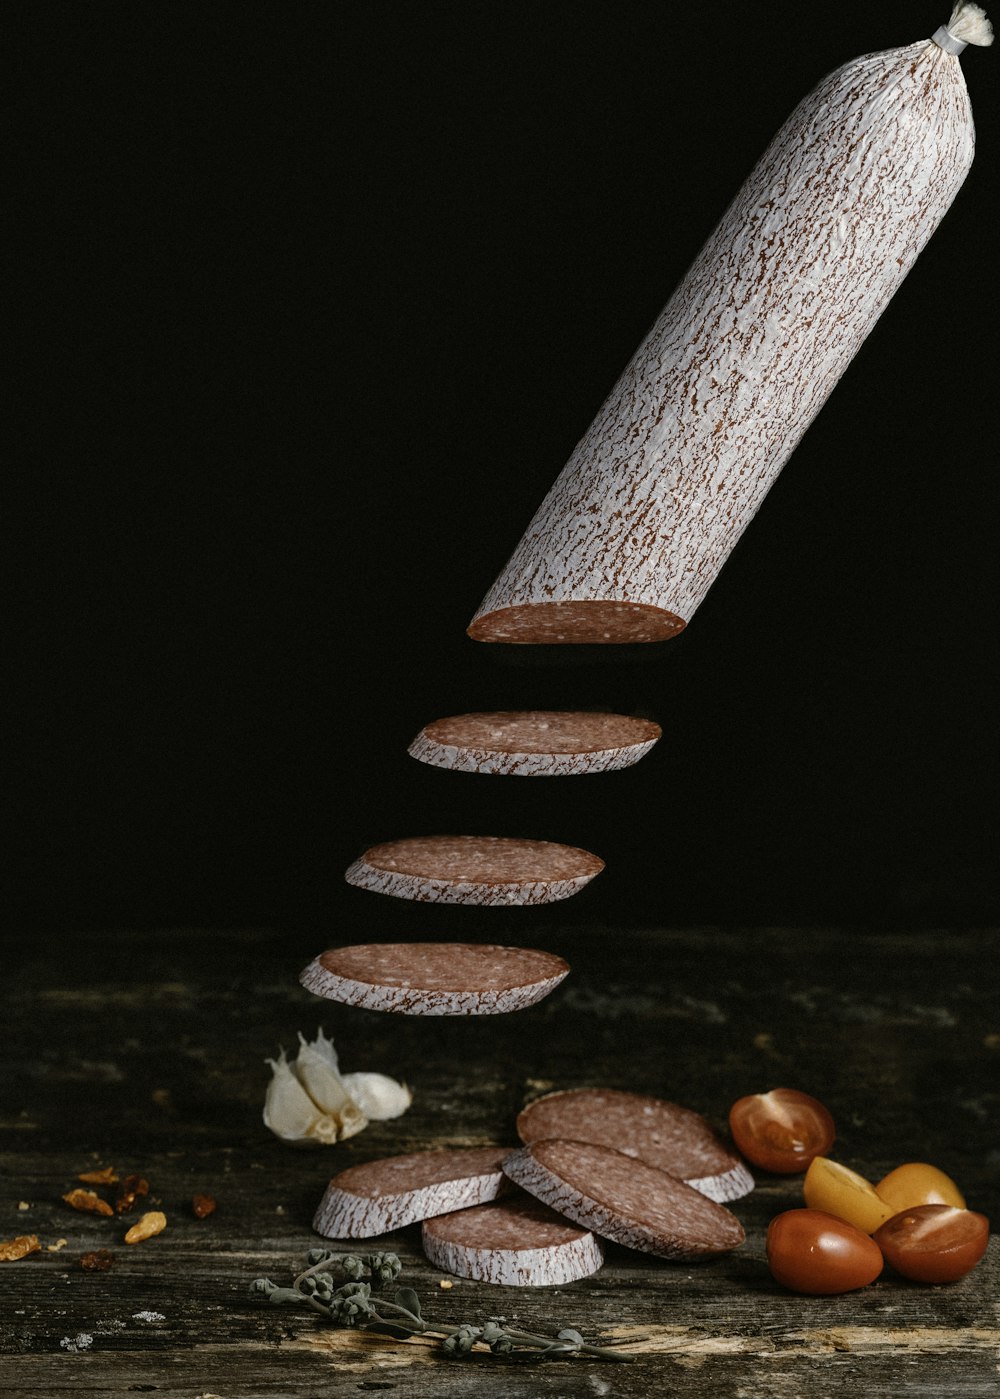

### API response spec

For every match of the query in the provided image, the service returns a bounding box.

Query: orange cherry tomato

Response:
[873,1204,989,1284]
[803,1157,894,1234]
[766,1209,883,1294]
[729,1088,835,1173]
[875,1163,966,1213]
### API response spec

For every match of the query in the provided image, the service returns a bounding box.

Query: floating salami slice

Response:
[300,942,570,1015]
[422,1193,604,1286]
[517,1088,753,1202]
[313,1146,513,1239]
[408,711,662,776]
[503,1140,745,1260]
[344,835,604,905]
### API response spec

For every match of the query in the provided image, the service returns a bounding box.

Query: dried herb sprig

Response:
[251,1250,632,1362]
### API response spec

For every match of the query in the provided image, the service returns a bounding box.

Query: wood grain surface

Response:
[2,925,997,1396]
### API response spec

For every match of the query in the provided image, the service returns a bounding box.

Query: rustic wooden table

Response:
[2,925,997,1397]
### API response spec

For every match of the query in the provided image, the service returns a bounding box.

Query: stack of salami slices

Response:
[313,1088,751,1285]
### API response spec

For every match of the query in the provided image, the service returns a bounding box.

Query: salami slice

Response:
[300,942,570,1015]
[503,1140,745,1260]
[408,711,661,776]
[313,1146,513,1239]
[422,1193,604,1286]
[517,1088,753,1202]
[344,835,604,905]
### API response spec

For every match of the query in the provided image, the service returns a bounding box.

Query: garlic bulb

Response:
[263,1029,411,1147]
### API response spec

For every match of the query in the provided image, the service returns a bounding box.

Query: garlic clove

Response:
[340,1071,413,1121]
[263,1049,342,1148]
[292,1032,368,1141]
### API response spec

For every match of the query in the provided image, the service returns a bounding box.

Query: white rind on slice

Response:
[313,1146,513,1239]
[516,1087,753,1202]
[502,1140,745,1261]
[408,711,661,776]
[300,942,570,1016]
[422,1194,604,1286]
[344,835,604,906]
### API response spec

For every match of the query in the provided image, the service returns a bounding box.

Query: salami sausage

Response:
[300,942,570,1015]
[312,1146,512,1239]
[344,834,604,905]
[517,1088,753,1202]
[468,10,991,643]
[408,711,661,776]
[422,1193,604,1286]
[503,1140,745,1260]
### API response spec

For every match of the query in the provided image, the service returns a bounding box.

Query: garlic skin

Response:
[341,1071,413,1121]
[262,1030,412,1146]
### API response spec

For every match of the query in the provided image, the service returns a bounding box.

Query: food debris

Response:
[132,1310,166,1323]
[1,1235,41,1262]
[79,1166,119,1186]
[151,1088,172,1109]
[47,1238,69,1253]
[115,1174,150,1215]
[192,1193,216,1219]
[17,1201,30,1211]
[439,1278,455,1289]
[63,1188,114,1217]
[124,1210,167,1244]
[80,1249,114,1272]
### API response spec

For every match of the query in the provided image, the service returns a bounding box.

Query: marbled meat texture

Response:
[503,1140,745,1260]
[344,834,605,905]
[421,1192,605,1286]
[408,710,662,776]
[517,1088,753,1202]
[312,1146,513,1239]
[468,39,975,643]
[300,942,570,1015]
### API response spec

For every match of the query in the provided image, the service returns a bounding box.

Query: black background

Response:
[10,1,998,935]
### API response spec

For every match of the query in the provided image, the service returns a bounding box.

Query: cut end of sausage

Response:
[300,942,570,1015]
[517,1088,754,1202]
[344,835,605,906]
[313,1146,513,1238]
[503,1139,746,1261]
[408,711,662,776]
[467,599,686,644]
[422,1193,605,1286]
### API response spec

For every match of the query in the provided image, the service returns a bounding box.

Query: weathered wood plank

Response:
[2,927,998,1396]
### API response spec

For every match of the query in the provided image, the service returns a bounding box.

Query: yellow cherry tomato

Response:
[803,1157,895,1234]
[875,1162,966,1213]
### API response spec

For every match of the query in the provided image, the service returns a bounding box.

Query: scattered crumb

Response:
[1,1235,41,1262]
[63,1188,114,1217]
[47,1239,69,1253]
[80,1249,114,1272]
[124,1211,167,1245]
[439,1279,455,1289]
[79,1166,119,1186]
[60,1333,94,1352]
[17,1201,30,1211]
[151,1088,172,1108]
[132,1310,166,1323]
[192,1193,216,1219]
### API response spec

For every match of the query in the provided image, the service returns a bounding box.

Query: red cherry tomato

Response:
[729,1088,835,1173]
[873,1205,990,1284]
[767,1209,883,1294]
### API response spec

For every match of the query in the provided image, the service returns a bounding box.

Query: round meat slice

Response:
[408,711,662,777]
[422,1193,604,1287]
[517,1088,753,1202]
[313,1146,513,1239]
[344,835,604,905]
[502,1140,745,1261]
[300,943,570,1015]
